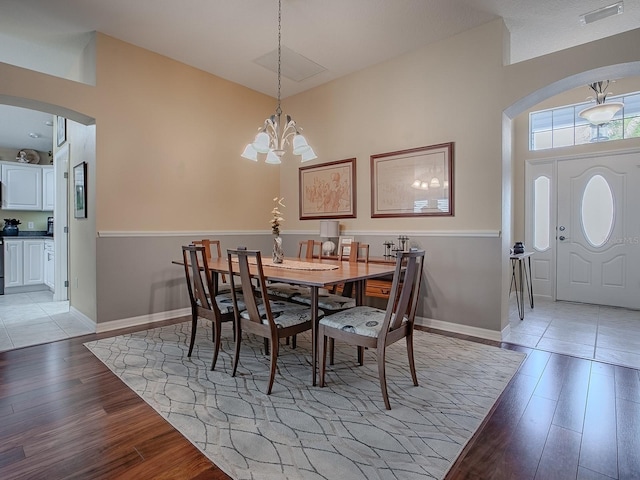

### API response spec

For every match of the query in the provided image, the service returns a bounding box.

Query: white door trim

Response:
[53,144,69,301]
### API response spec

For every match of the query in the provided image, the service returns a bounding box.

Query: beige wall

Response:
[0,33,280,323]
[281,20,640,334]
[1,21,640,335]
[282,20,505,233]
[93,34,281,232]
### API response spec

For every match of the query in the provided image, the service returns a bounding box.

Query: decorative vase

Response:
[513,242,525,254]
[272,236,284,263]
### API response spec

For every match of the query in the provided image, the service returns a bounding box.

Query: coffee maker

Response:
[47,216,54,236]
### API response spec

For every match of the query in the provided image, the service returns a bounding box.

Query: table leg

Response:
[212,271,220,296]
[525,256,534,309]
[355,279,365,306]
[355,280,366,365]
[513,259,524,320]
[311,285,319,386]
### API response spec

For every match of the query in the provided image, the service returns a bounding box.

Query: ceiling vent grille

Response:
[580,1,624,25]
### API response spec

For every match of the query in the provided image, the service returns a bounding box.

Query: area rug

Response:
[85,322,525,480]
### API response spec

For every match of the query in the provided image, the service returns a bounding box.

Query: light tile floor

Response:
[504,296,640,370]
[0,291,94,353]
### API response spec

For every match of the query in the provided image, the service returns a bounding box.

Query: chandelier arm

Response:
[281,126,298,146]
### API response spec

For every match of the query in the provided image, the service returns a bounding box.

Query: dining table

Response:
[176,254,398,386]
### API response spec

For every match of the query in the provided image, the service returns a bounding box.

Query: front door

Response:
[556,152,640,309]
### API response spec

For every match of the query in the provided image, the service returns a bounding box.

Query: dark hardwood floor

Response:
[1,319,638,479]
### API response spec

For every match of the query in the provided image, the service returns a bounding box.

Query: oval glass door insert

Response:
[581,174,614,247]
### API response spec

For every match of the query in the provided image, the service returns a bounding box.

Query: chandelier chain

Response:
[240,0,316,163]
[276,0,282,116]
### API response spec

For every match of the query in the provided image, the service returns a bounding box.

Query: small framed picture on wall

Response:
[57,116,67,147]
[74,161,87,218]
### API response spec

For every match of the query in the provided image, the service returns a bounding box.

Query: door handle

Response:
[559,235,566,241]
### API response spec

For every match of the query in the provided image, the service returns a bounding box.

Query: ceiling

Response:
[1,0,638,154]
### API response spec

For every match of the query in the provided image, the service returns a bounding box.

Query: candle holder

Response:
[397,235,409,251]
[383,241,395,257]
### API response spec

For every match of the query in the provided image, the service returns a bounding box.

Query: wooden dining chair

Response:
[193,239,228,285]
[317,249,425,410]
[227,247,323,394]
[297,239,323,259]
[292,242,369,313]
[266,239,322,300]
[182,245,245,370]
[331,241,370,297]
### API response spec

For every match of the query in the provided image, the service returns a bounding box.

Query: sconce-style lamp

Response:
[319,220,340,256]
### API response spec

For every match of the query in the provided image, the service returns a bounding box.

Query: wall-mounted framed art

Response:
[299,158,356,220]
[371,142,454,218]
[57,116,67,147]
[338,236,354,256]
[74,161,87,218]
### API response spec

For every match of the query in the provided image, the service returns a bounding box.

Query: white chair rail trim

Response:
[270,229,501,238]
[97,231,266,238]
[98,230,501,238]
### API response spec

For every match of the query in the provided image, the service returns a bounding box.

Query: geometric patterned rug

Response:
[85,322,525,480]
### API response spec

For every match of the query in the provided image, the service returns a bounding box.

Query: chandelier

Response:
[241,0,316,164]
[578,81,623,126]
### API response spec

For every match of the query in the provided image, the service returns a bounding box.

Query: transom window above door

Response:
[529,91,640,150]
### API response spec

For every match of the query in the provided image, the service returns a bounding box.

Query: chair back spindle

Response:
[384,249,423,334]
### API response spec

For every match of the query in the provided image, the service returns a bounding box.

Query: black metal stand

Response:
[509,253,534,320]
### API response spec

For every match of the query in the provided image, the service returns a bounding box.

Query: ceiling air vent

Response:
[580,1,624,25]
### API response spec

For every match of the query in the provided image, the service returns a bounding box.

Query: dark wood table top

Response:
[200,256,397,287]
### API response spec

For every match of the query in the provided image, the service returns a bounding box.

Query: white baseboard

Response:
[416,316,506,342]
[95,308,191,334]
[69,306,97,332]
[92,309,510,343]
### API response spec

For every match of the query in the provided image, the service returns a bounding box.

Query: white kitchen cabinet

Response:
[42,166,55,211]
[4,239,23,287]
[24,239,44,285]
[3,239,45,287]
[44,240,55,290]
[0,163,43,210]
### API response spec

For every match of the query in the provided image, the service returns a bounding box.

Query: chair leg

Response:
[210,319,222,371]
[266,337,279,395]
[188,309,198,357]
[232,324,242,377]
[292,334,297,349]
[264,337,270,355]
[406,333,418,386]
[318,331,328,387]
[377,347,391,410]
[329,338,335,365]
[357,346,364,366]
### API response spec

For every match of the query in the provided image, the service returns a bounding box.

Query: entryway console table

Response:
[509,251,534,320]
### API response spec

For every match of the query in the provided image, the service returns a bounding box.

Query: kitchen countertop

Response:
[0,231,53,239]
